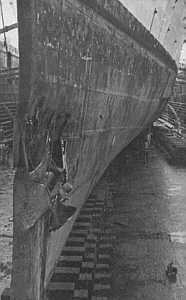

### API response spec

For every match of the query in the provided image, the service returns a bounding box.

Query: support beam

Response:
[0,23,18,34]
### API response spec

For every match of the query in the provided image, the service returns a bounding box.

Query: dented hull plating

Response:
[13,0,176,299]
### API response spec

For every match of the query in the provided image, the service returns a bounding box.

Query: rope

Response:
[150,8,157,32]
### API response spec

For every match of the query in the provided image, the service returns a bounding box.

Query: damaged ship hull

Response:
[13,0,177,299]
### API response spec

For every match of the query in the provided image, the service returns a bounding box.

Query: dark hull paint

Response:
[13,0,176,299]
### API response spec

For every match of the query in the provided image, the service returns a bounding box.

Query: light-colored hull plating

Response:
[120,0,186,65]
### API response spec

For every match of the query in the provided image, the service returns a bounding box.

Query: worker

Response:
[49,182,75,231]
[144,131,152,165]
[166,262,177,280]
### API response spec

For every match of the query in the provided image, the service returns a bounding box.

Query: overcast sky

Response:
[0,0,18,48]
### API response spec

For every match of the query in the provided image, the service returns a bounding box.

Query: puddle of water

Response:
[106,144,186,300]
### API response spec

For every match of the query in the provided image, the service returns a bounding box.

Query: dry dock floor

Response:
[0,167,13,296]
[1,142,186,299]
[104,145,186,300]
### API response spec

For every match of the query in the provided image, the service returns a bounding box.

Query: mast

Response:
[0,0,8,52]
[0,1,18,69]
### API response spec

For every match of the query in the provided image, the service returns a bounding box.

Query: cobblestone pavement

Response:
[105,145,186,300]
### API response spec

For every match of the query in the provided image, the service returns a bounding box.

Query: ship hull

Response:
[13,0,176,299]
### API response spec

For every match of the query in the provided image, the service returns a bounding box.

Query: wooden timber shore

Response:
[153,128,186,166]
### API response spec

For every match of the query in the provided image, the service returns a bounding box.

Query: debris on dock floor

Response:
[0,168,13,296]
[46,140,186,300]
[106,146,186,300]
[1,137,186,299]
